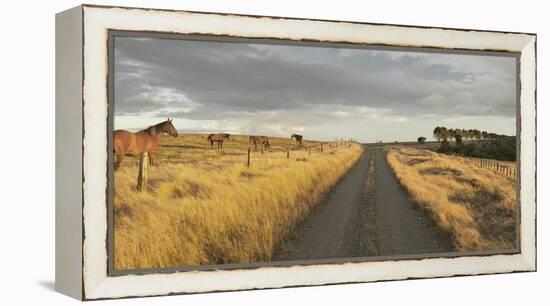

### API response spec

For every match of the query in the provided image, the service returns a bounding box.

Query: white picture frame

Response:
[55,4,536,300]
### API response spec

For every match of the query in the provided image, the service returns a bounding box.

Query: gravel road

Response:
[273,147,454,261]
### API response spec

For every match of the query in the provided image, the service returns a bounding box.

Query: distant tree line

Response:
[432,126,500,145]
[432,126,516,161]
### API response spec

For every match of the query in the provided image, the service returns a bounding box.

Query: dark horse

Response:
[250,136,270,151]
[291,133,303,145]
[113,119,178,170]
[208,133,230,150]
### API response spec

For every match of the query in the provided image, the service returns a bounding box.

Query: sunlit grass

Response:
[386,147,516,251]
[114,134,363,270]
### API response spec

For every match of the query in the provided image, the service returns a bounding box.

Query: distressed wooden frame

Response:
[55,4,536,300]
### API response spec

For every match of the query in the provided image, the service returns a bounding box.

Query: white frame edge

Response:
[55,5,84,300]
[76,5,536,300]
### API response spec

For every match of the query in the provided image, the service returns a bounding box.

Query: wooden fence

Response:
[137,152,149,192]
[449,153,517,180]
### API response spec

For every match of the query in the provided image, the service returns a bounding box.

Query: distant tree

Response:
[448,129,455,142]
[463,129,470,141]
[417,136,427,143]
[440,127,450,142]
[473,129,482,141]
[467,129,475,141]
[455,134,463,145]
[433,126,442,142]
[482,131,488,139]
[452,129,463,145]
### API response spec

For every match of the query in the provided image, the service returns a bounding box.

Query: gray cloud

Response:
[113,36,516,140]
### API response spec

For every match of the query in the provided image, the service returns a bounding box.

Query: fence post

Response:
[287,147,290,159]
[137,152,148,192]
[308,146,311,156]
[321,143,323,153]
[247,148,251,167]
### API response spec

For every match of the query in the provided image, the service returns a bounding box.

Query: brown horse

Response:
[208,133,230,150]
[250,135,270,151]
[291,133,303,145]
[113,119,178,170]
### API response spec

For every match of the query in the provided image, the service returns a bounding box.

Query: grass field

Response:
[386,147,517,251]
[113,134,363,270]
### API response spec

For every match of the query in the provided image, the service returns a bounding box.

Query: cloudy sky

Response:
[114,36,517,142]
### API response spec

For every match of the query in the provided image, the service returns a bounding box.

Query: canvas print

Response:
[111,35,518,271]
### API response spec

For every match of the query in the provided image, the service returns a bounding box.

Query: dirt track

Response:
[273,147,454,261]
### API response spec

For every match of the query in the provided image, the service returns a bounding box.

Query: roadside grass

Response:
[114,134,363,270]
[386,147,516,251]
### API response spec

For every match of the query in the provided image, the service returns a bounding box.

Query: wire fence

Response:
[134,138,356,192]
[448,152,517,180]
[246,139,354,166]
[130,139,514,193]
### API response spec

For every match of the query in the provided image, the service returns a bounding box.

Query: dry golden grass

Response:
[386,147,516,251]
[114,134,363,270]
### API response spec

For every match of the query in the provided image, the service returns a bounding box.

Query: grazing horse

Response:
[208,133,230,150]
[113,119,178,170]
[250,136,270,151]
[291,133,303,145]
